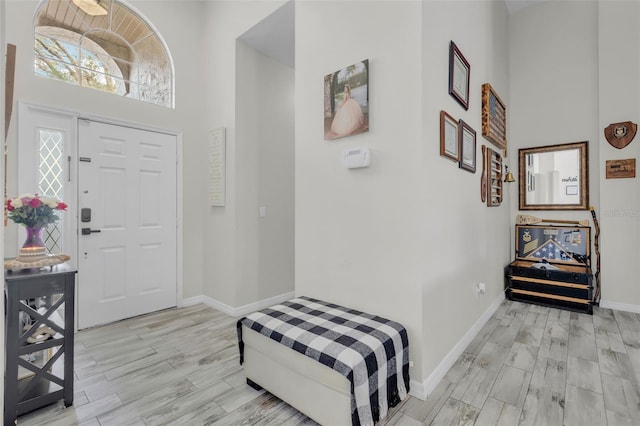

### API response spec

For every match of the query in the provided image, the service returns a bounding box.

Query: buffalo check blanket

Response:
[237,296,410,426]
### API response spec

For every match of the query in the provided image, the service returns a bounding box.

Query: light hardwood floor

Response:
[17,299,640,425]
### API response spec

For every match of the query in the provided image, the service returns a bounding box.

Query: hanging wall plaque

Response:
[604,121,637,149]
[605,158,636,179]
[481,83,507,153]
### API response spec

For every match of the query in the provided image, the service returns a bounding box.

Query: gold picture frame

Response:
[440,110,459,162]
[518,141,589,210]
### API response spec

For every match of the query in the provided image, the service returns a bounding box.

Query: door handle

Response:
[81,228,102,235]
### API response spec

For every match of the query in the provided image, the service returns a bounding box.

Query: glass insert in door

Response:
[38,129,64,254]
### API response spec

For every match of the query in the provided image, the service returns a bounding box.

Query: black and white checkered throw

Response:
[237,296,410,426]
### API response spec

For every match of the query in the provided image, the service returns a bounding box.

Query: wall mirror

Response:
[519,141,589,210]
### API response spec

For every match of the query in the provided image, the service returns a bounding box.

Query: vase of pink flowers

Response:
[6,194,67,257]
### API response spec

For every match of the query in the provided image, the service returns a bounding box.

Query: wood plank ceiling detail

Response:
[36,0,153,49]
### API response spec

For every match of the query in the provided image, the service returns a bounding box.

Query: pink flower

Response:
[6,193,67,228]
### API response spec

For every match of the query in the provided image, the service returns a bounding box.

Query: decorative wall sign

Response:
[481,83,507,152]
[605,158,636,179]
[208,128,226,206]
[485,146,503,206]
[440,110,459,162]
[458,120,476,173]
[323,59,369,140]
[481,145,487,202]
[604,121,637,149]
[448,41,470,110]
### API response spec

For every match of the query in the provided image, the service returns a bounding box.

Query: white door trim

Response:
[18,102,79,269]
[17,102,184,329]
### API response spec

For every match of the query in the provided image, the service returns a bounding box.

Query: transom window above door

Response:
[34,0,174,108]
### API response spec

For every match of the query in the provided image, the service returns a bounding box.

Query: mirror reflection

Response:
[519,141,588,210]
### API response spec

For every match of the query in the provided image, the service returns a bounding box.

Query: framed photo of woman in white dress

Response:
[323,59,369,140]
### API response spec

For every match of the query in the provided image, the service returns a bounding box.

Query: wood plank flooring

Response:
[16,300,640,425]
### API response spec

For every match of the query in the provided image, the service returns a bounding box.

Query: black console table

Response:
[4,264,76,425]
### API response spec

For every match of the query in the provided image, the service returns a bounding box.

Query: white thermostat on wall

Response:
[342,147,371,169]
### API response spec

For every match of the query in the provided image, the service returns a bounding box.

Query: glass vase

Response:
[22,226,46,250]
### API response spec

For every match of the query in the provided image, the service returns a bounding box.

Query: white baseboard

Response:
[409,379,427,400]
[182,295,205,308]
[411,291,506,401]
[599,300,640,314]
[183,291,296,318]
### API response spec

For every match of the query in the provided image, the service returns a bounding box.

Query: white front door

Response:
[77,120,177,329]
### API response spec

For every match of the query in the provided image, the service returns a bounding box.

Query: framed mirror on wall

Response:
[519,141,589,210]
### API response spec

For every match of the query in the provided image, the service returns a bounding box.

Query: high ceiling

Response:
[505,0,549,15]
[36,0,153,48]
[233,0,546,70]
[237,0,294,68]
[34,0,542,71]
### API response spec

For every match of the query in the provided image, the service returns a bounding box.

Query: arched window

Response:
[34,0,174,108]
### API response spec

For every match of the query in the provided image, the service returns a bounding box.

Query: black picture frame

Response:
[448,41,470,110]
[459,119,476,173]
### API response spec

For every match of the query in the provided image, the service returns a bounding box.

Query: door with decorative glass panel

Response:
[19,105,178,329]
[77,120,177,329]
[18,104,78,264]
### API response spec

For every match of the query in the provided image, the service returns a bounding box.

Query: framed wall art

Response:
[440,110,459,162]
[208,127,226,206]
[459,119,476,173]
[481,83,507,152]
[485,146,503,206]
[448,41,470,110]
[323,59,369,140]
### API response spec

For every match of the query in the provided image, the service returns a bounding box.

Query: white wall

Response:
[295,0,510,390]
[598,0,640,310]
[296,0,424,379]
[3,0,208,299]
[510,0,640,311]
[235,41,295,306]
[509,0,600,222]
[420,0,510,389]
[201,0,288,308]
